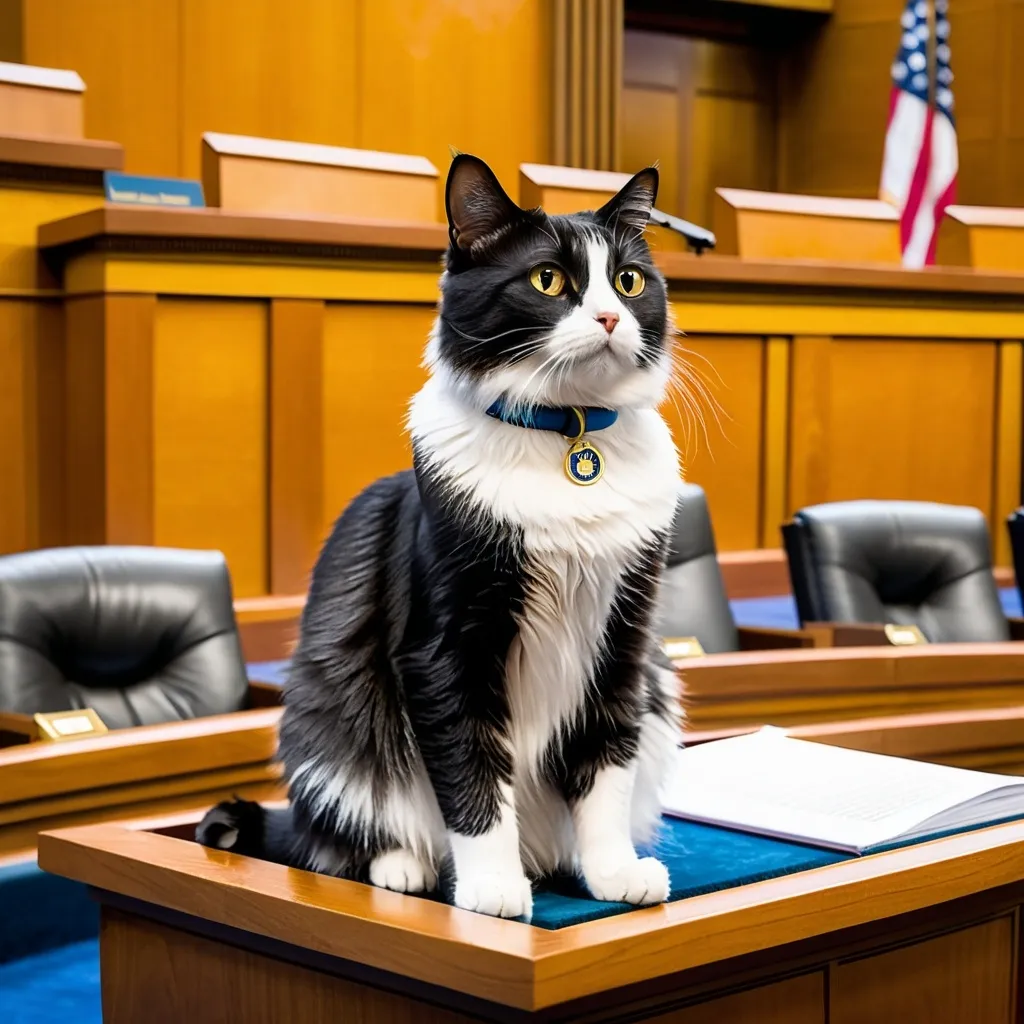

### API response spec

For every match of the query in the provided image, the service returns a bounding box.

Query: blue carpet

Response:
[246,659,289,685]
[729,587,1022,629]
[0,939,101,1023]
[0,859,97,964]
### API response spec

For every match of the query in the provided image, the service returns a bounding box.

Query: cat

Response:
[197,154,683,920]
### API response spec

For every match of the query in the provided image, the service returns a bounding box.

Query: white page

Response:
[660,728,1024,852]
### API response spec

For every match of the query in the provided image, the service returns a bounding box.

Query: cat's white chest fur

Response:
[408,375,680,775]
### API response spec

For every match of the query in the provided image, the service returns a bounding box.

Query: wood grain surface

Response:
[37,818,1024,1010]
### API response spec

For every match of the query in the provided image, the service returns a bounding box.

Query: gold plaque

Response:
[33,708,109,741]
[884,623,928,647]
[664,636,706,660]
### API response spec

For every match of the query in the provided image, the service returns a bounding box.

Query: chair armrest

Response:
[735,626,819,650]
[804,622,892,647]
[1007,617,1024,641]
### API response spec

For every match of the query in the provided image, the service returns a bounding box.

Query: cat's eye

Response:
[530,264,566,297]
[614,267,645,297]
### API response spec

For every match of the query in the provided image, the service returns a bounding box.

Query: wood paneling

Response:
[358,0,550,206]
[321,303,432,526]
[777,0,1024,210]
[101,910,473,1024]
[788,336,999,519]
[152,300,268,597]
[180,0,359,182]
[652,973,823,1023]
[761,337,790,548]
[831,916,1014,1024]
[270,300,325,595]
[666,334,764,551]
[552,0,623,171]
[23,0,180,175]
[0,299,64,555]
[623,30,776,229]
[22,0,549,186]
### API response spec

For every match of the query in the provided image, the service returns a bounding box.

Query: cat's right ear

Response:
[445,154,522,253]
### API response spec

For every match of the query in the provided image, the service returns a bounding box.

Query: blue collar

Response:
[485,401,618,439]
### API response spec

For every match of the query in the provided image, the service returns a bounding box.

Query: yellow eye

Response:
[530,264,566,297]
[614,267,646,297]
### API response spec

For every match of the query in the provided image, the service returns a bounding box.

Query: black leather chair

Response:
[783,500,1016,643]
[1007,510,1024,612]
[0,546,250,728]
[658,484,813,654]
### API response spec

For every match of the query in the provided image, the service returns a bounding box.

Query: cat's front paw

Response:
[454,871,533,920]
[369,849,438,894]
[582,855,670,905]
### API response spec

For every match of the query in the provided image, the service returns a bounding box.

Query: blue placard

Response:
[103,171,205,209]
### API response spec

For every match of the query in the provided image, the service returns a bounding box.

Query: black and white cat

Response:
[197,155,683,920]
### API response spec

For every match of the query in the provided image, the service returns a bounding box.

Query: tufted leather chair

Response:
[658,484,813,653]
[783,500,1011,643]
[0,546,250,728]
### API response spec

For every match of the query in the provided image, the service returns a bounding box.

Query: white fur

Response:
[449,783,533,919]
[574,763,670,904]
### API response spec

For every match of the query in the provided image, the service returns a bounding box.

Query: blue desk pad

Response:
[530,816,848,929]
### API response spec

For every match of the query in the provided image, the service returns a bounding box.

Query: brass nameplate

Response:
[33,708,109,741]
[884,623,928,646]
[664,636,706,660]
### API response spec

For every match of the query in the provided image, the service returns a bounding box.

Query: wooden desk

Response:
[0,682,284,860]
[0,133,121,558]
[33,209,1024,591]
[39,816,1024,1022]
[683,642,1024,730]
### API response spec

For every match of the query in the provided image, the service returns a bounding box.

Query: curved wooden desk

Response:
[0,682,284,861]
[39,813,1024,1022]
[33,206,1024,594]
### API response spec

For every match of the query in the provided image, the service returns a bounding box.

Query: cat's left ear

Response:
[595,168,659,233]
[445,154,523,252]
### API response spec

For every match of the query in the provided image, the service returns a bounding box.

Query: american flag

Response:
[879,0,958,268]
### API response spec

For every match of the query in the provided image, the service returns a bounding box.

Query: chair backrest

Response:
[1007,510,1024,607]
[782,500,1009,643]
[0,546,250,728]
[656,483,739,654]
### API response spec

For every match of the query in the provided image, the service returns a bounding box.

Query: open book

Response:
[660,727,1024,855]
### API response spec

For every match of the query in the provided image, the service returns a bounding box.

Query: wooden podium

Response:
[40,815,1024,1022]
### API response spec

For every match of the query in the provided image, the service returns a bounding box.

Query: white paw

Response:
[453,871,533,920]
[582,855,670,905]
[369,849,437,894]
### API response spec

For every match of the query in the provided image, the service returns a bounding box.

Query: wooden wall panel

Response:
[664,334,764,551]
[179,0,359,181]
[830,916,1014,1024]
[788,337,999,520]
[21,0,549,186]
[357,0,549,204]
[778,0,1024,209]
[623,30,777,229]
[0,299,64,555]
[152,300,268,598]
[321,303,432,529]
[270,299,325,596]
[22,0,180,175]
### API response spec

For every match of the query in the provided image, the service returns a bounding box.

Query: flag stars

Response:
[892,61,908,81]
[902,30,919,48]
[908,51,926,72]
[936,19,950,39]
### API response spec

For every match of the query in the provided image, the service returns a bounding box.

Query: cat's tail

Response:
[195,797,302,867]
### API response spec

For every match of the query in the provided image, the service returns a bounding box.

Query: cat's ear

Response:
[595,168,659,234]
[445,154,522,252]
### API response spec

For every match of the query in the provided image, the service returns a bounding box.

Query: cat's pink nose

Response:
[595,312,619,334]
